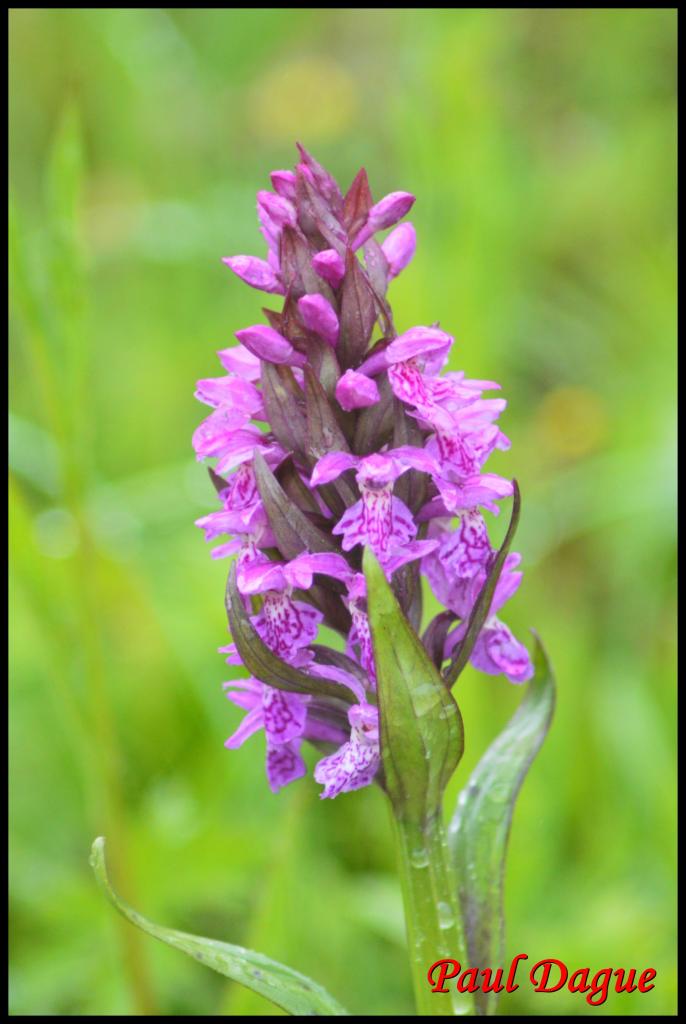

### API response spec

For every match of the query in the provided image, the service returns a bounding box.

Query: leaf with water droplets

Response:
[90,837,348,1016]
[448,634,555,1015]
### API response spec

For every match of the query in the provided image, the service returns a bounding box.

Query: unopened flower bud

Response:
[223,255,284,294]
[381,222,417,280]
[311,248,346,288]
[335,369,380,410]
[353,191,416,248]
[235,325,306,367]
[270,169,297,201]
[298,293,340,347]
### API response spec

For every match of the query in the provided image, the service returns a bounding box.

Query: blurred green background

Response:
[9,8,677,1016]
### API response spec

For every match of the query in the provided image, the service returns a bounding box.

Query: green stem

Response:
[392,808,474,1016]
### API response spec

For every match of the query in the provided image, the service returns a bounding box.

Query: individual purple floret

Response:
[310,448,439,571]
[195,145,532,798]
[314,703,380,799]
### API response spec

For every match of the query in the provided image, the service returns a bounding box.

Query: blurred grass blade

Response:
[45,104,88,417]
[448,634,555,1015]
[444,481,520,686]
[90,837,349,1016]
[46,102,85,287]
[9,197,49,338]
[364,547,463,822]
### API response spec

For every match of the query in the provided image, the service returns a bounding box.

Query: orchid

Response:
[191,146,556,1012]
[93,146,555,1019]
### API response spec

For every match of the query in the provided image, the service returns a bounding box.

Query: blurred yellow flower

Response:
[535,386,608,459]
[250,56,358,143]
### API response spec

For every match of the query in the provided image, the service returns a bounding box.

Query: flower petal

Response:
[266,739,307,792]
[310,451,360,487]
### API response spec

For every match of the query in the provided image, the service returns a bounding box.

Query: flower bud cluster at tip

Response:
[193,145,533,798]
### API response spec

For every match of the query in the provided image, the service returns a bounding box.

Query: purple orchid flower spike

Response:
[195,145,534,801]
[87,143,552,1024]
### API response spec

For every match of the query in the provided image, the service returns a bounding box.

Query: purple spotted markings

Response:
[194,145,532,798]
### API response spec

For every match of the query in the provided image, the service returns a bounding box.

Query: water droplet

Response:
[410,847,429,868]
[437,901,455,929]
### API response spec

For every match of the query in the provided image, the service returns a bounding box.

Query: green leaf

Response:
[444,480,521,686]
[90,837,348,1016]
[364,548,463,824]
[225,563,356,703]
[448,634,555,1015]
